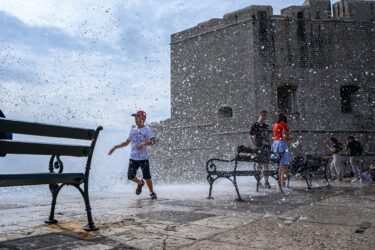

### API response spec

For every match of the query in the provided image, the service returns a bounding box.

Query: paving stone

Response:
[70,243,114,250]
[178,240,250,250]
[190,214,260,229]
[109,231,194,250]
[0,233,91,249]
[211,218,375,249]
[1,182,374,249]
[282,203,375,226]
[134,210,215,223]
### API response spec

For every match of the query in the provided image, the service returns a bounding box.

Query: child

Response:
[108,110,157,199]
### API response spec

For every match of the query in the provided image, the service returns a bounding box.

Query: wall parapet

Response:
[172,0,375,44]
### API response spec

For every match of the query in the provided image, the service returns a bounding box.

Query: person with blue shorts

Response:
[272,113,292,193]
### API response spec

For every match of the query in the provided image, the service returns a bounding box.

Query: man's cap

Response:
[131,110,146,118]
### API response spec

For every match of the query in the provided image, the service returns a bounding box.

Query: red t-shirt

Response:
[273,121,289,141]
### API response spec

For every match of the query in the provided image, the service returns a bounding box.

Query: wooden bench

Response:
[0,118,103,231]
[206,145,282,201]
[287,154,330,189]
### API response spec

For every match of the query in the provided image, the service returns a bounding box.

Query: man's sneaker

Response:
[351,178,359,183]
[135,180,144,195]
[281,187,293,194]
[264,181,271,189]
[150,192,157,200]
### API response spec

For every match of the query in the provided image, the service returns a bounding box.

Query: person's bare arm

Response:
[136,137,156,149]
[249,134,257,149]
[108,139,131,155]
[326,145,334,154]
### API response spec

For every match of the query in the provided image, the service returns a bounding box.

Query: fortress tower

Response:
[151,0,375,182]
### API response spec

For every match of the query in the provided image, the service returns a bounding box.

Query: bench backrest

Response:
[0,118,103,173]
[235,146,259,162]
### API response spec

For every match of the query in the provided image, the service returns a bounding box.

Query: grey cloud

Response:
[0,11,84,53]
[0,10,118,55]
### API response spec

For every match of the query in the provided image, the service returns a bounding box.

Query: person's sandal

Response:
[136,180,145,195]
[150,192,157,200]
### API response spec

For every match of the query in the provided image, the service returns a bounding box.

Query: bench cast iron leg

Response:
[255,174,261,192]
[71,183,97,231]
[231,176,243,201]
[207,175,215,199]
[324,168,330,187]
[303,172,312,189]
[45,184,62,224]
[81,181,98,231]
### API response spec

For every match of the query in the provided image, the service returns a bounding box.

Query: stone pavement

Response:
[0,180,375,249]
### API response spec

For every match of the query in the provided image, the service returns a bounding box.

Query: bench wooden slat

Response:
[0,173,84,187]
[211,170,278,176]
[233,171,258,176]
[0,119,96,140]
[236,155,257,162]
[0,140,90,156]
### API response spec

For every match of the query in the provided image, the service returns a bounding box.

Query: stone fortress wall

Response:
[150,0,375,182]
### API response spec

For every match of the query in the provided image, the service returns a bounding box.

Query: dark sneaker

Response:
[136,180,144,195]
[264,181,271,189]
[150,192,157,200]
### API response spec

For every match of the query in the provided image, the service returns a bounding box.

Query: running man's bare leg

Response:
[130,177,143,185]
[144,178,154,193]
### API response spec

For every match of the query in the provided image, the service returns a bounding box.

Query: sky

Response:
[0,0,341,129]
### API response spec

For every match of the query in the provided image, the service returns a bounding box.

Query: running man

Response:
[108,110,157,199]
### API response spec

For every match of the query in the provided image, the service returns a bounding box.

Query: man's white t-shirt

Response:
[127,126,155,160]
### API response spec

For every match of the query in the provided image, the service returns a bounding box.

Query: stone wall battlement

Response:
[172,0,375,44]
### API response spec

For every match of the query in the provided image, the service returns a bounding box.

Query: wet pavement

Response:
[1,179,375,249]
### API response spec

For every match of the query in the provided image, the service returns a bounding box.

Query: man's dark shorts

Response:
[128,159,152,180]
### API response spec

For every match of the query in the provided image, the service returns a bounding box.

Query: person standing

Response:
[272,113,292,193]
[108,110,157,200]
[326,137,343,182]
[346,136,363,182]
[249,110,272,188]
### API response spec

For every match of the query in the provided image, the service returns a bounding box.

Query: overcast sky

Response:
[0,0,339,129]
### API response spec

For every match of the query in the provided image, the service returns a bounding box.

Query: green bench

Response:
[206,145,281,201]
[0,118,102,231]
